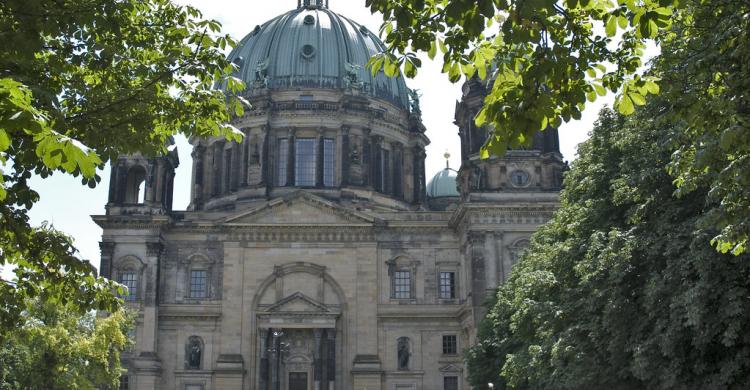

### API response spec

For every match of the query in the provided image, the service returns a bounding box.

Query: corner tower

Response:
[452,77,565,332]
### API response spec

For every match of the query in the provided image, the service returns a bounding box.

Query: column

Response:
[259,329,269,390]
[327,329,336,390]
[115,163,128,203]
[202,144,214,201]
[98,241,115,279]
[270,329,282,390]
[412,146,426,204]
[314,329,323,390]
[287,128,296,187]
[340,126,350,186]
[484,231,498,290]
[362,128,371,187]
[240,128,250,187]
[190,145,205,210]
[391,142,403,199]
[316,129,325,187]
[261,125,270,188]
[107,164,117,202]
[212,141,224,197]
[371,135,383,192]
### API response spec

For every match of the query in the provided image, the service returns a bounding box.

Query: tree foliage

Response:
[367,0,749,255]
[0,0,246,332]
[0,299,132,390]
[466,102,750,389]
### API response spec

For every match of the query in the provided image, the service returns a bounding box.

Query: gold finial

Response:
[444,150,451,169]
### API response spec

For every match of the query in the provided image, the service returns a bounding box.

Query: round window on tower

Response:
[510,170,530,187]
[304,15,315,25]
[301,44,316,59]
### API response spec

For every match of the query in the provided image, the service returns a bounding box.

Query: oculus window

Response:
[510,169,530,187]
[295,138,317,186]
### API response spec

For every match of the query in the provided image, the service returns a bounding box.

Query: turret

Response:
[106,145,179,215]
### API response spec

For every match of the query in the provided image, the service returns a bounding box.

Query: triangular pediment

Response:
[439,363,463,373]
[224,191,376,226]
[266,292,329,313]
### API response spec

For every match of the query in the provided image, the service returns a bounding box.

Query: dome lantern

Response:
[298,0,328,9]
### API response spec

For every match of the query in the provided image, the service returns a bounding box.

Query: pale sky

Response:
[15,1,608,274]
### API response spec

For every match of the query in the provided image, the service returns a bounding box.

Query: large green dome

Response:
[226,2,410,108]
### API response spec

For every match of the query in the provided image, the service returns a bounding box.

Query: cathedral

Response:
[95,1,564,389]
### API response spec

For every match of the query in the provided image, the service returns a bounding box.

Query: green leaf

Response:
[606,15,617,37]
[0,129,9,151]
[615,95,635,115]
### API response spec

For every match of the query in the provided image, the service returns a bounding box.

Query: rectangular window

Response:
[185,385,204,390]
[323,138,335,187]
[295,138,317,186]
[119,272,137,301]
[299,94,314,101]
[278,138,288,186]
[439,271,456,299]
[393,270,411,299]
[442,335,457,355]
[443,376,459,390]
[119,375,129,390]
[189,270,208,299]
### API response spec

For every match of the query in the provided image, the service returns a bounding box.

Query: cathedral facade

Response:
[95,2,564,390]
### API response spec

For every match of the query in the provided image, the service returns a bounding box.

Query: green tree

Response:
[0,299,132,390]
[366,0,749,255]
[466,101,750,389]
[0,0,246,332]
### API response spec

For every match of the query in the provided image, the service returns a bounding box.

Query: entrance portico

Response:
[257,292,340,390]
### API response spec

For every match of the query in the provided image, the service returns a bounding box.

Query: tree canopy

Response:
[467,101,750,389]
[0,299,132,390]
[366,0,749,255]
[0,0,246,332]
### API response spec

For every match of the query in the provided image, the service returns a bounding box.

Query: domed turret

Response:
[189,4,429,211]
[426,152,459,210]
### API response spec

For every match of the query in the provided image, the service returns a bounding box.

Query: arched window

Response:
[124,166,146,204]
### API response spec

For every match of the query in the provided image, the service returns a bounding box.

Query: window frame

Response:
[442,334,458,356]
[438,271,456,299]
[188,269,209,299]
[323,138,336,187]
[294,137,317,187]
[443,375,459,390]
[392,270,412,299]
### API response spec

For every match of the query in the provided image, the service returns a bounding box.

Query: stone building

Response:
[95,1,564,389]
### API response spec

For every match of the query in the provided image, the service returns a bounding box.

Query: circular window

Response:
[359,25,369,35]
[303,15,315,25]
[510,170,530,187]
[301,44,316,59]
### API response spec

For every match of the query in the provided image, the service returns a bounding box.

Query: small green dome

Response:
[427,168,459,198]
[225,4,410,108]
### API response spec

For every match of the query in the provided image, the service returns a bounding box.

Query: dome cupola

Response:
[189,4,430,212]
[225,4,410,108]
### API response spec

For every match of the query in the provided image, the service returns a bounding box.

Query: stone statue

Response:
[408,88,422,117]
[344,62,362,90]
[470,164,484,190]
[397,337,410,370]
[254,58,269,88]
[186,337,202,369]
[349,143,361,165]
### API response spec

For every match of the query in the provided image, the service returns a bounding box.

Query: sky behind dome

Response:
[15,0,613,274]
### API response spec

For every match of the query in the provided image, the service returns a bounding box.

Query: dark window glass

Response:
[442,334,458,355]
[444,376,458,390]
[439,271,456,299]
[189,270,208,298]
[278,138,288,186]
[119,376,129,390]
[510,170,530,186]
[295,138,317,186]
[119,272,137,301]
[393,270,411,299]
[323,138,335,187]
